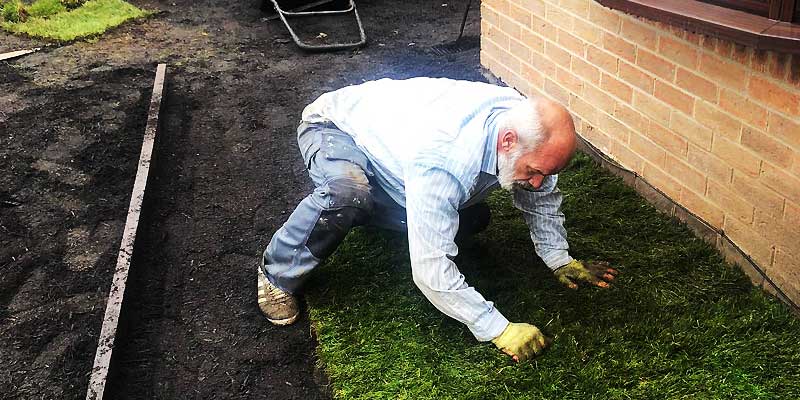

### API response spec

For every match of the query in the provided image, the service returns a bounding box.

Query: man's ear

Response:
[499,129,518,152]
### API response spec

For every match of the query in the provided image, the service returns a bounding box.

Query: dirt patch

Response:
[1,0,485,398]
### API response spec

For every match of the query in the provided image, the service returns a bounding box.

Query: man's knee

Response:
[306,177,374,259]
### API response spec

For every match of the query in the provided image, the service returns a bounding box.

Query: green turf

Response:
[1,0,149,41]
[305,152,800,399]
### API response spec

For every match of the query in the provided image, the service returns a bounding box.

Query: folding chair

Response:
[269,0,367,51]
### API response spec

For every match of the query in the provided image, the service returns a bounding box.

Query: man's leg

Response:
[259,123,374,324]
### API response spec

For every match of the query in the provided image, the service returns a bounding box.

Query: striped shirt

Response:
[302,78,573,341]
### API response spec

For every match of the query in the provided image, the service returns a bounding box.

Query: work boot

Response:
[257,266,299,326]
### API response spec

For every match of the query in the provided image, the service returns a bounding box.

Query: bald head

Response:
[496,96,578,190]
[533,97,577,172]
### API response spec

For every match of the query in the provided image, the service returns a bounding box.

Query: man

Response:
[257,77,618,362]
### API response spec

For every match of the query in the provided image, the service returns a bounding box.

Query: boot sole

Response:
[266,313,299,326]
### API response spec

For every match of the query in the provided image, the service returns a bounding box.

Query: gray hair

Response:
[497,98,544,152]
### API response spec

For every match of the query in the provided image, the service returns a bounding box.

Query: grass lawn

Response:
[305,153,800,399]
[1,0,149,41]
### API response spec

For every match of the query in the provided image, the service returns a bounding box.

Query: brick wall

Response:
[480,0,800,305]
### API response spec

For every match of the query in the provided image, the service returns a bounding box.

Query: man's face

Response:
[498,141,569,191]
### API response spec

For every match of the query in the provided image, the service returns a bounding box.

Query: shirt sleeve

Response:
[512,174,574,270]
[405,165,509,342]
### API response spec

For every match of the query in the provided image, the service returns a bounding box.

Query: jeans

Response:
[262,122,490,293]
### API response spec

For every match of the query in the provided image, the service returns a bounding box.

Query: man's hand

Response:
[491,322,550,362]
[554,259,619,289]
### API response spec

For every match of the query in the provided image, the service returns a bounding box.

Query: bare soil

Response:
[1,0,487,398]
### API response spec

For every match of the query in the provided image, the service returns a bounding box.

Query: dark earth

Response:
[0,0,489,398]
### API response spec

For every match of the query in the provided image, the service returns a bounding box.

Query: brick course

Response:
[481,0,800,306]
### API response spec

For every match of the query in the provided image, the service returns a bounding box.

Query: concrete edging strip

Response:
[86,63,167,400]
[0,48,40,61]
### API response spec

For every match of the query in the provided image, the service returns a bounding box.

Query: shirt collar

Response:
[481,108,505,176]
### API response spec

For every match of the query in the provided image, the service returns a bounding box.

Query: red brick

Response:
[641,161,682,199]
[559,0,590,17]
[531,50,557,76]
[557,29,586,56]
[601,73,633,103]
[680,188,724,227]
[545,41,571,67]
[654,80,694,116]
[514,0,545,16]
[573,17,601,45]
[598,113,632,143]
[484,0,510,14]
[724,217,775,268]
[707,179,754,223]
[521,61,545,89]
[761,161,800,204]
[499,14,522,41]
[520,27,545,53]
[694,101,741,140]
[554,66,584,94]
[611,139,645,173]
[531,15,556,42]
[715,38,733,58]
[785,200,800,227]
[698,53,748,91]
[719,89,769,130]
[688,144,732,183]
[665,153,706,194]
[572,56,601,84]
[630,134,667,168]
[675,67,717,103]
[620,18,658,50]
[619,62,654,93]
[570,94,598,126]
[636,48,676,82]
[753,211,800,256]
[583,84,615,113]
[544,78,570,105]
[588,2,620,33]
[768,52,791,81]
[731,171,785,217]
[748,76,800,117]
[731,43,751,64]
[658,36,699,69]
[508,2,532,28]
[613,101,648,132]
[712,136,762,177]
[587,45,618,74]
[509,37,532,63]
[482,4,500,26]
[545,3,574,30]
[602,32,636,63]
[671,112,712,150]
[633,92,671,126]
[751,50,770,74]
[767,112,800,150]
[741,127,793,168]
[646,121,688,157]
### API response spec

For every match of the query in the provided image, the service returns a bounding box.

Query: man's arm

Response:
[405,166,509,342]
[513,175,619,288]
[512,174,573,270]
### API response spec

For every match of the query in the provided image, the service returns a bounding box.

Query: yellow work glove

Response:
[491,322,550,362]
[554,259,619,289]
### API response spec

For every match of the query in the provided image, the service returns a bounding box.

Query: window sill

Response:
[597,0,800,54]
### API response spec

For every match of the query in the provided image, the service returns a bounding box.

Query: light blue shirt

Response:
[302,78,573,341]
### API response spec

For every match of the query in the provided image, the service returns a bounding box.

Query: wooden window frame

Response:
[597,0,800,54]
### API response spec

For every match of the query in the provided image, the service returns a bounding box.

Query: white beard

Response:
[497,146,525,191]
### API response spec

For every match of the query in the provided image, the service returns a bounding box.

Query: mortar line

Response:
[86,63,167,400]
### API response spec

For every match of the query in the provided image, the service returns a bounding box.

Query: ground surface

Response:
[1,0,484,398]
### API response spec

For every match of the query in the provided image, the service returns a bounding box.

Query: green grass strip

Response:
[305,152,800,399]
[2,0,149,41]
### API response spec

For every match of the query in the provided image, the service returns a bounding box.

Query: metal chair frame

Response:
[269,0,367,51]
